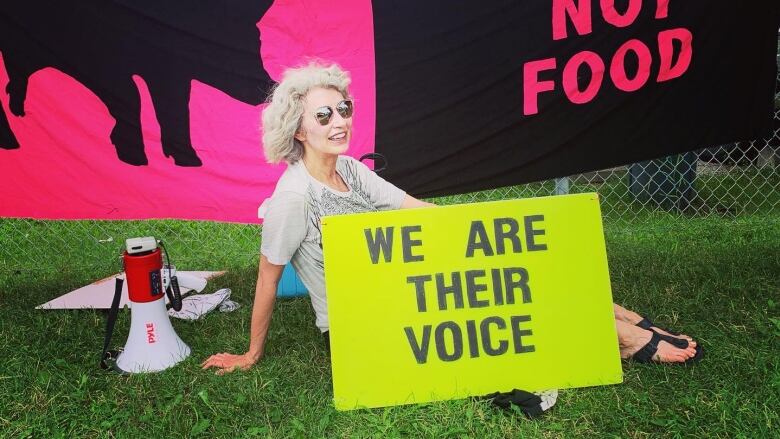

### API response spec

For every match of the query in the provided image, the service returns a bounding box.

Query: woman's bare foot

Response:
[616,320,698,363]
[613,304,696,347]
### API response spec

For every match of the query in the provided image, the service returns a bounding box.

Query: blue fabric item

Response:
[276,263,308,297]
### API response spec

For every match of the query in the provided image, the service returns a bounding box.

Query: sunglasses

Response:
[314,100,354,126]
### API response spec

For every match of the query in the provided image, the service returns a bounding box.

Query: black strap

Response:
[637,317,688,347]
[158,240,183,312]
[358,153,388,173]
[100,277,124,369]
[635,317,655,331]
[636,317,681,337]
[631,330,662,363]
[655,331,689,349]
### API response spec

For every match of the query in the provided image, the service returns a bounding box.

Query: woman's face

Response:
[296,87,352,158]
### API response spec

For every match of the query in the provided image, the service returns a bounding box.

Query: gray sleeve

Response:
[348,157,407,210]
[260,191,306,266]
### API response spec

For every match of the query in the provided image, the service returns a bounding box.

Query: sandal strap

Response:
[632,331,661,363]
[636,317,655,330]
[636,317,681,336]
[655,331,689,349]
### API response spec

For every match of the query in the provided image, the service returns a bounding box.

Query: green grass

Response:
[1,212,778,438]
[0,219,262,275]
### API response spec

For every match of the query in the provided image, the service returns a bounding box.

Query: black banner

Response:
[374,1,780,197]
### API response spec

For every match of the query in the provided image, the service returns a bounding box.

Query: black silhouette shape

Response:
[0,1,275,166]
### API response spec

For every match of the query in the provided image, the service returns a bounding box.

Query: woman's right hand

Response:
[201,352,258,375]
[201,257,282,376]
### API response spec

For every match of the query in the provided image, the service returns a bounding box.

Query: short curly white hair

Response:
[262,62,351,164]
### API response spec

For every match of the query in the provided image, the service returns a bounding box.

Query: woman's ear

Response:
[294,128,306,143]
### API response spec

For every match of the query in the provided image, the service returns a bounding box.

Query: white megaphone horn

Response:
[107,237,190,374]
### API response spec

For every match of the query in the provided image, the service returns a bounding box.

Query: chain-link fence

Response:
[2,43,779,276]
[442,139,780,218]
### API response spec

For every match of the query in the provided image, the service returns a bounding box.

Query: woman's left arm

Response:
[400,194,436,209]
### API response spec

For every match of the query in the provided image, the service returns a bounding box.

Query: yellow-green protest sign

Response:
[322,193,621,410]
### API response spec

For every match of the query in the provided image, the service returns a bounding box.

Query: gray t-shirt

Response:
[259,155,406,332]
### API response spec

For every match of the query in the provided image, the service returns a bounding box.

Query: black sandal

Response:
[636,317,690,348]
[630,331,703,364]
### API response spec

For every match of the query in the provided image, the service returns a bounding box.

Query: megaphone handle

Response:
[101,277,124,368]
[167,276,183,312]
[158,239,182,312]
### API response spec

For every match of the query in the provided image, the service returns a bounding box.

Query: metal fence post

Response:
[554,177,570,195]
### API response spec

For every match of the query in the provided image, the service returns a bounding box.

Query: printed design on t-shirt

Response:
[338,159,373,205]
[302,161,378,249]
[319,189,376,218]
[316,188,375,250]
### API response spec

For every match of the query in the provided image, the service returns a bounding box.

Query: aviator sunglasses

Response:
[314,99,354,126]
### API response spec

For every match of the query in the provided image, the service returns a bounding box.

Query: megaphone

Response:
[111,237,191,373]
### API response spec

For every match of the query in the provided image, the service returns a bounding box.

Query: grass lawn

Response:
[1,210,779,437]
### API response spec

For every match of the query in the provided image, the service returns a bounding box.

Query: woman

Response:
[202,63,700,375]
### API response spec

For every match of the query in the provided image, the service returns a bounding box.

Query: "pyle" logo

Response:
[146,323,156,344]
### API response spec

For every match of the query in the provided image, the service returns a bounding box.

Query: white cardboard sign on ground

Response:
[36,271,226,310]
